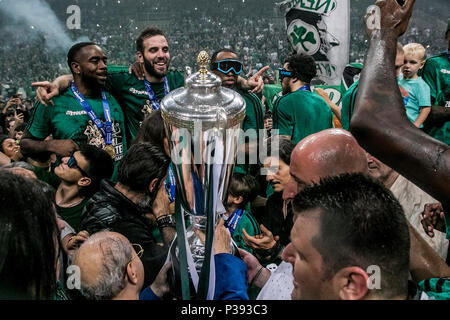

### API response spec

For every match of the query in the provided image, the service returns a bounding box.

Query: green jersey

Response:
[262,84,283,113]
[105,66,184,144]
[420,52,450,144]
[228,209,261,254]
[273,89,333,145]
[56,197,89,233]
[235,90,265,175]
[26,87,127,181]
[341,81,359,130]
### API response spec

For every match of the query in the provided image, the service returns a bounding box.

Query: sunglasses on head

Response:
[67,151,89,177]
[278,68,293,81]
[211,59,243,75]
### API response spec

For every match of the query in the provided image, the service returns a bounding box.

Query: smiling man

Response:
[21,42,127,180]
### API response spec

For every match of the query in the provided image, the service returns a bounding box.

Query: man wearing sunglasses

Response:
[210,49,265,176]
[272,53,333,145]
[54,144,114,233]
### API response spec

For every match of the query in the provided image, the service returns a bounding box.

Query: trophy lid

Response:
[161,51,246,130]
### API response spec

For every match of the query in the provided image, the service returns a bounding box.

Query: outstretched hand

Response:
[129,61,145,80]
[150,261,173,298]
[364,0,415,39]
[421,203,446,238]
[242,224,279,250]
[32,81,59,106]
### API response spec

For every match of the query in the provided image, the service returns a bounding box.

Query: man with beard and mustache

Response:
[80,142,174,288]
[34,28,267,145]
[21,42,127,181]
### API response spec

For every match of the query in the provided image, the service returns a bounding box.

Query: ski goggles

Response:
[278,68,292,81]
[211,59,243,75]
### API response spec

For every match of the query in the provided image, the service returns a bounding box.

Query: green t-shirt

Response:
[341,80,410,131]
[273,89,333,145]
[105,66,185,144]
[420,52,450,144]
[262,84,282,113]
[228,209,261,254]
[397,75,431,128]
[56,197,89,233]
[341,81,359,131]
[235,90,265,175]
[26,87,127,181]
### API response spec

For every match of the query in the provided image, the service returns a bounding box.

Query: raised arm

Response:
[349,0,450,207]
[32,74,73,106]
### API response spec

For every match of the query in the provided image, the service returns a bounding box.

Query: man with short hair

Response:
[54,144,114,232]
[80,142,173,287]
[21,42,127,180]
[283,173,411,300]
[272,53,333,145]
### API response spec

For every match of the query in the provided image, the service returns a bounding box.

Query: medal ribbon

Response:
[144,77,170,110]
[164,165,176,203]
[297,85,311,92]
[70,82,113,146]
[223,209,244,236]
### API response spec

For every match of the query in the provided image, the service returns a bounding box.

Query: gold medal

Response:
[104,145,116,159]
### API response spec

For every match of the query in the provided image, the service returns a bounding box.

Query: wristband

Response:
[156,214,176,229]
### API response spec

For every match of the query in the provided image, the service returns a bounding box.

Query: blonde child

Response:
[398,43,431,128]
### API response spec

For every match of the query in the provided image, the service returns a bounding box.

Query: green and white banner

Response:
[277,0,350,85]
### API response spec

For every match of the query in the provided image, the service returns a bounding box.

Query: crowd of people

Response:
[0,0,447,100]
[0,0,450,302]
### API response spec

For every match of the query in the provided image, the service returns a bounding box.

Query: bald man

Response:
[72,231,170,300]
[280,128,368,203]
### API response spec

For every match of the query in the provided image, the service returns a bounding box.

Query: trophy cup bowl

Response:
[160,51,246,299]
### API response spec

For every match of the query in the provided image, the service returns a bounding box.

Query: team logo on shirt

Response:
[141,100,153,119]
[83,119,124,161]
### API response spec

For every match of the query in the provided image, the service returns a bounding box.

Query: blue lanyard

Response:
[297,85,311,92]
[164,165,176,203]
[70,82,113,145]
[144,77,170,111]
[223,209,244,236]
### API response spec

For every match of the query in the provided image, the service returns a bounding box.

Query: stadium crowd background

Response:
[0,0,448,99]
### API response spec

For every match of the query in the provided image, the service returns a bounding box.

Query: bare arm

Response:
[413,107,430,128]
[315,88,342,121]
[349,0,450,208]
[424,106,450,126]
[408,221,450,283]
[20,130,79,158]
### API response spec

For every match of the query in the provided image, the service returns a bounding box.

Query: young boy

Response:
[398,43,431,128]
[223,173,261,254]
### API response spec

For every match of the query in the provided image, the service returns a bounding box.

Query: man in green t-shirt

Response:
[21,43,127,180]
[272,53,333,145]
[420,20,450,145]
[54,144,113,232]
[210,48,265,176]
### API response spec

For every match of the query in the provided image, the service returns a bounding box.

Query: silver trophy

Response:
[161,51,246,297]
